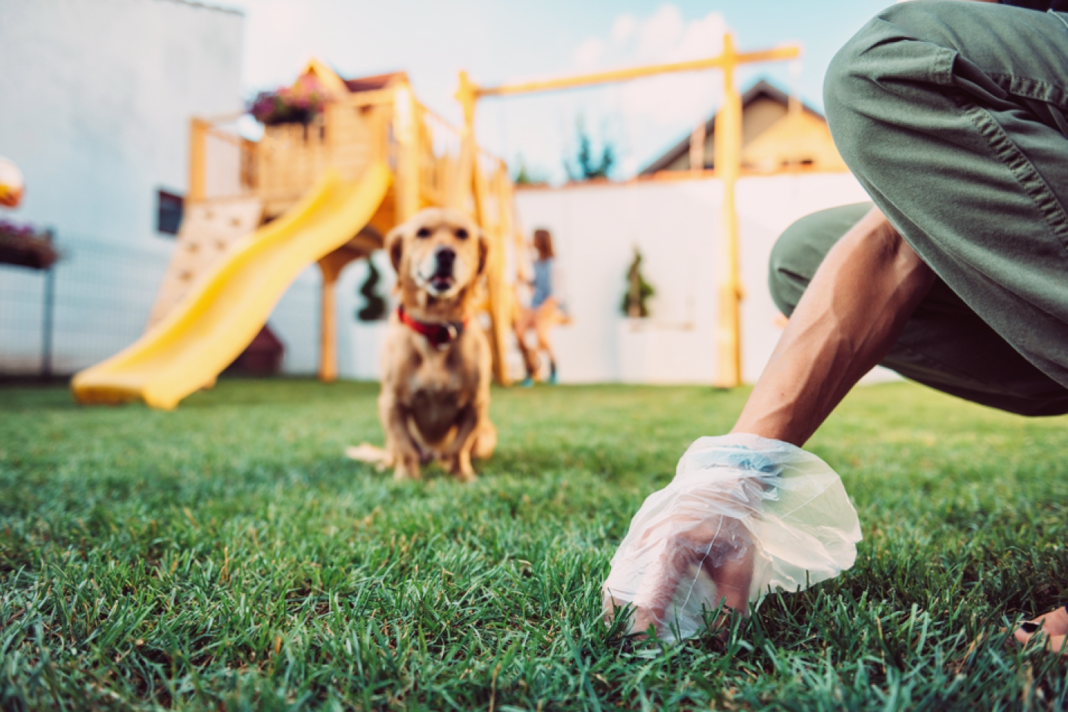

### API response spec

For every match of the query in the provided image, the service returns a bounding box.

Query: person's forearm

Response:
[732,207,936,446]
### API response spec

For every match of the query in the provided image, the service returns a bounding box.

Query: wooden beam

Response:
[476,44,800,98]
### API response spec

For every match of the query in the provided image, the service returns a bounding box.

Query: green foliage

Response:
[621,247,655,317]
[356,258,387,322]
[3,380,1068,709]
[565,117,615,182]
[512,155,547,186]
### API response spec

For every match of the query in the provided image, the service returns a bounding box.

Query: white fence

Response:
[514,172,897,385]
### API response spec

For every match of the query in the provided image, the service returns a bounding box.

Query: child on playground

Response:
[517,228,567,386]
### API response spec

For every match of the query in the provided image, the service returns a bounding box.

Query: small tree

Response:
[356,258,387,321]
[513,155,547,186]
[565,117,615,182]
[621,248,655,318]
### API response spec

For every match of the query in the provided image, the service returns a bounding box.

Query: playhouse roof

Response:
[639,79,827,175]
[343,71,409,93]
[164,0,243,16]
[297,60,409,97]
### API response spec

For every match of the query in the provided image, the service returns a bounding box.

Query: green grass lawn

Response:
[2,378,1068,710]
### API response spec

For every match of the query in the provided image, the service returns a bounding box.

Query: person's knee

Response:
[768,221,817,318]
[768,203,873,317]
[823,2,953,168]
[823,17,888,165]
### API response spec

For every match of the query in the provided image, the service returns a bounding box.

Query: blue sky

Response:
[230,0,896,180]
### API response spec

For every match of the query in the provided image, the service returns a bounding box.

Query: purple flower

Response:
[246,75,329,125]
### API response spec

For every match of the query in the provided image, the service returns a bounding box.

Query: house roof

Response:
[639,79,826,175]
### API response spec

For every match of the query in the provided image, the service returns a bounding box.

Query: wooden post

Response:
[451,71,478,214]
[189,118,208,202]
[485,166,513,386]
[714,33,743,388]
[455,71,511,385]
[317,248,366,382]
[394,84,420,221]
[318,261,340,383]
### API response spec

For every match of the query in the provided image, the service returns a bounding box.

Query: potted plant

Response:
[617,247,663,382]
[350,256,390,381]
[620,247,655,318]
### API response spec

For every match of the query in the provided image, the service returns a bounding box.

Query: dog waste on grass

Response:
[603,433,862,642]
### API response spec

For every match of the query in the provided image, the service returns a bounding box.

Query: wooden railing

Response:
[189,90,395,217]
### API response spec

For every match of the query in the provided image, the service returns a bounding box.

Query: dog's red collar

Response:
[398,306,467,350]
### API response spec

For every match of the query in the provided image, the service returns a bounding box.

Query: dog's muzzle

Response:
[428,247,456,294]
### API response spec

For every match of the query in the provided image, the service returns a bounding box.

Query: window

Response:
[157,189,184,236]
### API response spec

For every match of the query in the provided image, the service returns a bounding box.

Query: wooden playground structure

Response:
[154,63,519,385]
[84,34,803,408]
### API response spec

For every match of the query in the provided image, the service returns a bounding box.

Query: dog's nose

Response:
[434,247,455,273]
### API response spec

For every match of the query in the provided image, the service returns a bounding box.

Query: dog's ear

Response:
[477,229,489,276]
[385,224,405,273]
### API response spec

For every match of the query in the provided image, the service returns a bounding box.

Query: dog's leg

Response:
[473,420,497,461]
[441,404,481,482]
[380,396,422,481]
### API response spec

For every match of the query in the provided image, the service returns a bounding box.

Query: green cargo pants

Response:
[769,2,1068,416]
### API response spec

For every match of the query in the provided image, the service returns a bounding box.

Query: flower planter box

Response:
[0,233,58,270]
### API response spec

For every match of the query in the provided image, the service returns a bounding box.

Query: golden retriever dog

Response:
[354,207,497,482]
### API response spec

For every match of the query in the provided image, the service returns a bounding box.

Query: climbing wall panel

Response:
[145,197,264,330]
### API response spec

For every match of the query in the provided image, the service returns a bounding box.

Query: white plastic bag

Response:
[602,433,862,642]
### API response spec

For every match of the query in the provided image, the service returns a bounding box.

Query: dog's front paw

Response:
[445,455,476,483]
[393,459,422,481]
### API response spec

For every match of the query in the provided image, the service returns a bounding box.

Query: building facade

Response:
[0,0,250,375]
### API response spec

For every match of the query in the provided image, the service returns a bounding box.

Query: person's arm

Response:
[732,206,936,445]
[604,208,935,637]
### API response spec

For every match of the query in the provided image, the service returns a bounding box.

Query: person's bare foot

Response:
[1014,605,1068,655]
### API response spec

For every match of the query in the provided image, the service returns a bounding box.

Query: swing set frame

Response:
[454,34,801,387]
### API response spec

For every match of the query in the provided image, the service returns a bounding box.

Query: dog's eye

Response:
[416,227,432,239]
[455,228,469,240]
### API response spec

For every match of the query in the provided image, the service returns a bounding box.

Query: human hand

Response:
[602,434,862,642]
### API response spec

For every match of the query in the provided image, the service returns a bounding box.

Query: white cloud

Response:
[556,4,728,177]
[619,9,726,126]
[572,38,606,71]
[610,14,638,45]
[476,4,732,182]
[634,5,686,63]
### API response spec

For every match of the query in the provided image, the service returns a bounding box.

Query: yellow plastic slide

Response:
[72,163,391,410]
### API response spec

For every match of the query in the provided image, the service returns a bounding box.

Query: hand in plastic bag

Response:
[602,433,862,642]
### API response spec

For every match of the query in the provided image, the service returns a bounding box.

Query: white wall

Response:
[514,173,893,385]
[0,0,244,243]
[0,0,246,374]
